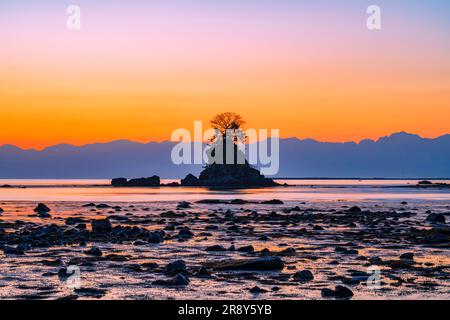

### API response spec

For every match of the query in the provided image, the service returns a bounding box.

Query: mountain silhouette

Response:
[1,132,449,179]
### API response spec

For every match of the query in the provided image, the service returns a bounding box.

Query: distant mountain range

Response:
[1,132,449,179]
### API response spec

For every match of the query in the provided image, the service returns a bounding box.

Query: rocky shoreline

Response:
[0,199,449,300]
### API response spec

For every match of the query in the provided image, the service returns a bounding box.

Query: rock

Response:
[400,252,414,260]
[74,288,107,298]
[84,246,102,256]
[426,213,446,223]
[321,286,353,299]
[293,270,314,281]
[172,273,190,286]
[237,245,255,253]
[82,203,96,207]
[177,201,192,209]
[111,176,160,187]
[2,245,25,255]
[0,207,3,213]
[91,219,112,232]
[348,206,362,213]
[96,203,110,208]
[181,174,199,186]
[261,199,284,205]
[334,286,354,298]
[206,245,227,252]
[206,257,284,271]
[65,217,86,225]
[178,228,194,239]
[401,201,408,205]
[34,203,50,213]
[196,163,277,188]
[148,231,165,243]
[164,260,187,276]
[249,286,267,293]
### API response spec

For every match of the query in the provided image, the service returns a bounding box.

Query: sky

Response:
[1,0,450,149]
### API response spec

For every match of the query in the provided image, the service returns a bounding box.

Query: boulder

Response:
[181,174,199,186]
[164,260,187,276]
[34,203,51,213]
[261,199,284,205]
[85,246,103,256]
[293,270,314,281]
[91,219,112,232]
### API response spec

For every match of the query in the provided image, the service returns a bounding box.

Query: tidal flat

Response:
[0,194,449,300]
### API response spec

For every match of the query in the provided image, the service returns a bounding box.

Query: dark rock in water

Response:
[197,267,212,277]
[249,286,267,293]
[82,203,96,207]
[293,270,314,281]
[96,203,110,209]
[172,273,190,286]
[261,199,284,205]
[2,245,25,255]
[91,219,112,232]
[206,245,227,252]
[74,288,107,298]
[206,257,284,271]
[111,176,160,187]
[0,207,3,213]
[34,203,50,213]
[181,174,199,186]
[85,246,102,256]
[148,231,165,243]
[401,201,408,205]
[186,162,277,188]
[178,228,194,239]
[38,212,52,218]
[400,252,414,260]
[164,260,187,276]
[237,245,255,253]
[426,213,446,223]
[321,286,353,299]
[177,201,192,209]
[348,206,362,213]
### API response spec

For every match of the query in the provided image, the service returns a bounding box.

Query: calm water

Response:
[1,179,450,202]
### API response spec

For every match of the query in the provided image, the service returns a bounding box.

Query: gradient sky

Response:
[1,0,450,149]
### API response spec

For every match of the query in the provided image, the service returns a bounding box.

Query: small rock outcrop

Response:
[111,176,160,187]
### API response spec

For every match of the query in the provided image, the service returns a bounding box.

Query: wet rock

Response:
[237,245,255,253]
[172,273,190,286]
[177,201,192,209]
[0,207,3,213]
[74,288,107,298]
[84,246,103,256]
[82,203,96,207]
[400,252,414,260]
[249,286,267,293]
[164,260,187,276]
[206,245,227,252]
[261,199,284,205]
[279,247,296,256]
[206,257,284,271]
[293,270,314,281]
[148,231,165,243]
[321,286,353,299]
[34,203,51,213]
[197,267,212,277]
[348,206,362,213]
[178,228,194,239]
[96,203,111,209]
[368,256,383,265]
[91,219,112,232]
[426,213,446,223]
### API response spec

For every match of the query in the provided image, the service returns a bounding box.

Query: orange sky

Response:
[1,1,450,149]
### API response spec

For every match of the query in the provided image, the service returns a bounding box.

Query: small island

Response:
[111,113,277,189]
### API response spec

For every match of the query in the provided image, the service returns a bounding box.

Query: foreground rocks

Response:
[111,176,160,187]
